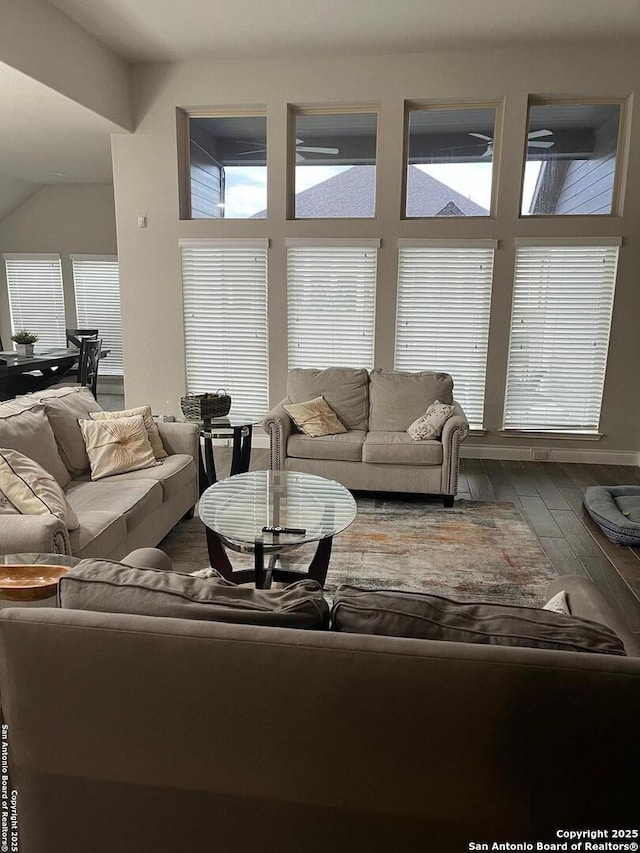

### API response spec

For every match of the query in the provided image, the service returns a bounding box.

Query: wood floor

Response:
[221,447,640,642]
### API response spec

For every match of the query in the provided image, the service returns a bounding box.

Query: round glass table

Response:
[0,553,81,605]
[190,414,262,495]
[199,471,357,589]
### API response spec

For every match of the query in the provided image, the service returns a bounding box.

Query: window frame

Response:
[287,103,381,221]
[518,96,628,219]
[177,106,269,221]
[401,100,503,220]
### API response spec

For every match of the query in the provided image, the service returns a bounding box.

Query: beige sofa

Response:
[0,386,198,558]
[263,367,469,503]
[0,572,637,851]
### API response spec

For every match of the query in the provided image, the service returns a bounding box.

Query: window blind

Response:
[504,242,619,432]
[180,240,269,417]
[71,255,123,376]
[395,242,496,429]
[287,241,378,369]
[3,254,66,348]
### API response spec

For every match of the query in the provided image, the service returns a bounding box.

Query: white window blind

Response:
[71,255,123,376]
[180,239,269,417]
[3,253,66,348]
[287,240,378,369]
[504,241,619,432]
[395,241,496,430]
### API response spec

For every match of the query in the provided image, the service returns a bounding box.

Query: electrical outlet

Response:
[531,448,550,462]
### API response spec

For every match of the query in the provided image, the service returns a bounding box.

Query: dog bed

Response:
[583,485,640,545]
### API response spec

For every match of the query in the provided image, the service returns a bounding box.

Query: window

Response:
[183,113,267,219]
[3,253,66,348]
[292,110,378,218]
[395,241,496,430]
[503,240,620,433]
[180,239,269,416]
[404,104,498,218]
[521,100,623,216]
[287,240,378,369]
[71,255,123,376]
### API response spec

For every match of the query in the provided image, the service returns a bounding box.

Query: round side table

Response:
[193,415,262,494]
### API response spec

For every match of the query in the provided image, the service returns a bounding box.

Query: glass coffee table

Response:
[199,471,357,589]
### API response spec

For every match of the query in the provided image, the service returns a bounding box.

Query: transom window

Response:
[404,104,498,218]
[521,99,624,216]
[291,110,378,219]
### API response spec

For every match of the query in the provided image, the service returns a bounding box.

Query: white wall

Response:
[112,45,640,455]
[0,184,117,353]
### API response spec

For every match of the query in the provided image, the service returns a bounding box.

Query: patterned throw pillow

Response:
[79,414,157,481]
[0,448,79,529]
[407,400,455,441]
[284,396,347,437]
[89,406,167,460]
[543,590,571,615]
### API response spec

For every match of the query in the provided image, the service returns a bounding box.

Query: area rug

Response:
[160,497,558,606]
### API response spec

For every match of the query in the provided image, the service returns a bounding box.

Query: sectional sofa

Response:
[263,367,469,502]
[0,386,198,558]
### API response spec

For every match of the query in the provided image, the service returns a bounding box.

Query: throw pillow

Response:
[79,414,157,481]
[331,586,626,656]
[407,400,455,441]
[283,396,347,437]
[0,448,79,530]
[58,560,330,629]
[543,590,571,616]
[0,487,18,515]
[89,406,167,460]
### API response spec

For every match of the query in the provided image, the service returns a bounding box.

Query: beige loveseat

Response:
[263,367,469,503]
[0,573,637,851]
[0,387,198,558]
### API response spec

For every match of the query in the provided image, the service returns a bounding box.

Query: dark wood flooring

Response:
[216,447,640,641]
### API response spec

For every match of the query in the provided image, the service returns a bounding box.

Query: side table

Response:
[194,415,261,495]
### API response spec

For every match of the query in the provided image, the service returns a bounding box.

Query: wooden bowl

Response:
[0,564,72,601]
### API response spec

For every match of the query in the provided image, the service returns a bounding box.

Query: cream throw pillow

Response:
[284,396,347,437]
[407,400,455,441]
[79,414,157,481]
[0,448,79,530]
[90,406,167,460]
[543,590,571,616]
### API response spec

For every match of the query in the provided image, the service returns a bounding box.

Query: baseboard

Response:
[461,444,640,466]
[252,434,639,465]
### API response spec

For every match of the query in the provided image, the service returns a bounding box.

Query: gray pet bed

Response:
[583,485,640,545]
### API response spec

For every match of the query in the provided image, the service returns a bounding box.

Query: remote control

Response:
[262,526,306,535]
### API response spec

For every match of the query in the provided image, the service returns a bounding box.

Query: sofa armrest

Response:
[440,401,469,497]
[262,399,294,470]
[157,421,199,463]
[0,515,71,556]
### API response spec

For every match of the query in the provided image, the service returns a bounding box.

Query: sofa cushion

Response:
[287,430,366,463]
[369,369,454,432]
[79,415,157,480]
[362,432,443,466]
[0,401,71,487]
[68,512,127,557]
[90,406,168,460]
[58,561,329,629]
[283,396,347,437]
[65,478,163,533]
[28,386,102,475]
[287,367,369,430]
[331,586,626,656]
[0,448,80,530]
[89,454,195,501]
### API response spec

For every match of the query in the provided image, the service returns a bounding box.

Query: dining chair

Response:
[66,328,99,349]
[78,337,102,399]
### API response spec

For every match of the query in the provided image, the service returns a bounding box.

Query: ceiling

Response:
[47,0,640,62]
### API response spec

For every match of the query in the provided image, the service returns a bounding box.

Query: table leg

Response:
[230,427,243,475]
[307,536,333,587]
[205,528,254,585]
[254,539,269,589]
[203,434,217,484]
[239,425,253,473]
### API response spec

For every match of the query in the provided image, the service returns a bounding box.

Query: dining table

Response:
[0,346,109,400]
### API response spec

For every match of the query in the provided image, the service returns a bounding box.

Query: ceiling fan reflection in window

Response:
[467,129,555,158]
[237,138,339,162]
